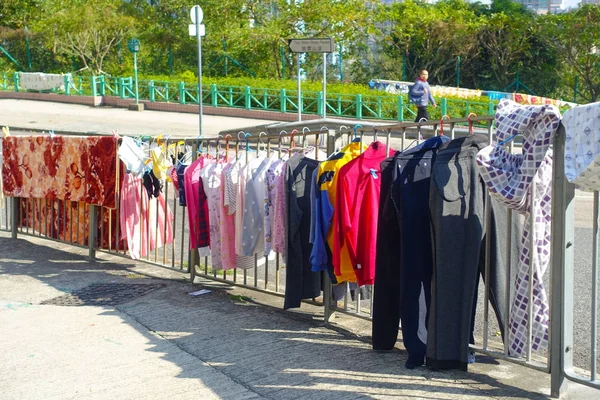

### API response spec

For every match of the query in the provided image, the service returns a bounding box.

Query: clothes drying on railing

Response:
[2,135,119,208]
[372,133,522,371]
[332,141,396,287]
[562,101,600,192]
[118,137,175,260]
[477,99,561,357]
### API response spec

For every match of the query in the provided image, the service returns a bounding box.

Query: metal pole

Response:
[25,26,32,70]
[196,7,203,138]
[323,53,327,119]
[297,54,302,121]
[134,52,139,105]
[456,56,461,87]
[338,43,343,82]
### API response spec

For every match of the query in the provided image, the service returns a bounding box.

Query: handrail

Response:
[0,72,498,122]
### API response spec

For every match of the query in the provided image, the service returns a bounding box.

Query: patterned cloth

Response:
[201,160,223,269]
[264,158,285,255]
[562,101,600,191]
[476,99,561,356]
[2,135,119,208]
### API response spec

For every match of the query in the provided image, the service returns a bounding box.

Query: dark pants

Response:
[426,135,519,371]
[372,138,447,369]
[415,107,429,122]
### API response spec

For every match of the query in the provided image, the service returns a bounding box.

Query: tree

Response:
[540,5,600,103]
[33,0,135,74]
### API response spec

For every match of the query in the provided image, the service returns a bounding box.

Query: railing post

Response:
[550,123,574,398]
[211,84,218,106]
[397,96,404,121]
[99,76,106,96]
[64,74,71,95]
[179,82,186,104]
[488,101,495,115]
[148,80,155,102]
[11,197,19,239]
[280,89,287,113]
[355,94,362,119]
[91,76,98,97]
[88,205,97,260]
[118,78,125,98]
[323,130,336,325]
[317,91,323,116]
[13,72,19,92]
[244,86,251,110]
[441,98,448,117]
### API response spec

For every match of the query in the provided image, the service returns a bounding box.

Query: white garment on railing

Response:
[476,99,561,357]
[19,72,72,91]
[562,101,600,191]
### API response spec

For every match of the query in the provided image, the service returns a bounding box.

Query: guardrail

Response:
[0,71,496,122]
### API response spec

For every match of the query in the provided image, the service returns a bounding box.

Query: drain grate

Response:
[41,283,166,307]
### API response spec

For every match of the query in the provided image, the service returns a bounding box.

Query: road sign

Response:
[190,5,203,24]
[188,24,206,37]
[127,38,140,53]
[288,38,334,53]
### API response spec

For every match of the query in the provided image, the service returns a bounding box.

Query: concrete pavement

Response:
[1,232,598,400]
[0,98,279,138]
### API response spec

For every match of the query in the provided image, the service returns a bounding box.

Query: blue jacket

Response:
[409,80,436,108]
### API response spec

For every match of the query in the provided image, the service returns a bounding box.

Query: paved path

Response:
[0,232,597,400]
[0,99,278,138]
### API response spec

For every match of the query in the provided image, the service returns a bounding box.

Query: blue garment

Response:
[176,163,188,206]
[409,80,436,108]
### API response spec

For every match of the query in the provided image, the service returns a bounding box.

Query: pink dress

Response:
[120,172,148,259]
[219,161,237,270]
[183,156,210,249]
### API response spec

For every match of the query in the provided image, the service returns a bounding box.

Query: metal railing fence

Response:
[1,117,597,398]
[0,71,497,122]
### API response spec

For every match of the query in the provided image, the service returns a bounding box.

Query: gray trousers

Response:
[427,136,520,371]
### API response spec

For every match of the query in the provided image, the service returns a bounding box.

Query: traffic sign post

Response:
[189,5,206,138]
[288,38,334,120]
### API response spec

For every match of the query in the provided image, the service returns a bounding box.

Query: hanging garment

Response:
[264,158,285,256]
[373,136,448,369]
[476,99,560,357]
[562,102,600,191]
[219,161,237,270]
[120,172,149,259]
[142,170,163,198]
[241,156,270,256]
[271,168,287,257]
[332,141,395,286]
[147,191,174,252]
[2,135,119,208]
[0,139,4,208]
[427,135,518,371]
[176,163,188,206]
[284,153,321,309]
[150,146,172,182]
[372,156,402,351]
[183,156,211,249]
[310,142,365,283]
[118,136,147,177]
[201,160,224,269]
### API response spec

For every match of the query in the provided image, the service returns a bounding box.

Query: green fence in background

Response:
[0,72,496,122]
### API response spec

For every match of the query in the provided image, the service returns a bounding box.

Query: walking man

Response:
[409,69,437,122]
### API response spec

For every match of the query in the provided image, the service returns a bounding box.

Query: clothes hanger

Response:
[278,130,287,159]
[439,115,451,137]
[417,118,427,141]
[352,124,363,143]
[498,132,521,146]
[467,113,477,136]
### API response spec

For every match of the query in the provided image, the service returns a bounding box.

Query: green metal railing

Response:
[1,72,497,121]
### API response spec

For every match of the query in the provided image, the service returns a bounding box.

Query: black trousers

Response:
[415,107,429,122]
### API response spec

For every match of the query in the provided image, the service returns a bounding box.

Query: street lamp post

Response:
[128,38,141,106]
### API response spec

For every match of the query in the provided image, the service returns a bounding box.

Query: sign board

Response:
[190,5,203,24]
[288,38,334,53]
[127,38,140,53]
[188,24,206,37]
